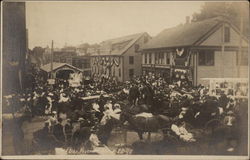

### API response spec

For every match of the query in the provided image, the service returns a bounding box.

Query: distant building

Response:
[44,46,91,77]
[91,32,151,82]
[53,51,77,64]
[2,2,27,94]
[86,47,98,55]
[141,17,248,86]
[70,56,91,77]
[76,48,87,56]
[61,46,77,52]
[40,62,82,80]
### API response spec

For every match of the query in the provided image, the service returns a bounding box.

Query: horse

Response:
[119,110,178,140]
[96,117,120,145]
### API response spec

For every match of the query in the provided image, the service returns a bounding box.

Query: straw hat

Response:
[78,117,84,122]
[52,111,57,114]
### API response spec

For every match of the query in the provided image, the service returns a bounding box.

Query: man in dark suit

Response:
[64,119,73,145]
[129,84,140,106]
[53,118,65,146]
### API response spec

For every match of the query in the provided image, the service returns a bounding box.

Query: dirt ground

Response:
[2,114,248,155]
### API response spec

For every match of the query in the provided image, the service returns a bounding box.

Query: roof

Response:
[40,62,82,73]
[142,17,223,50]
[93,32,147,56]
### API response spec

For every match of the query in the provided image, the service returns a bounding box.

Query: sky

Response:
[26,1,204,49]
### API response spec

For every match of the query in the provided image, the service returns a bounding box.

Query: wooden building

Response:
[141,17,248,86]
[91,32,151,82]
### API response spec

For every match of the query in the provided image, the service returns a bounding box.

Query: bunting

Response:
[176,48,184,56]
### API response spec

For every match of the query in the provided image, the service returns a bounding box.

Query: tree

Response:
[30,46,45,67]
[192,2,249,35]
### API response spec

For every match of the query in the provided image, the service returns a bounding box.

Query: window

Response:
[119,68,121,77]
[72,59,77,66]
[60,58,66,63]
[149,53,152,64]
[134,44,140,52]
[83,59,90,68]
[77,60,83,68]
[224,27,230,43]
[159,52,164,64]
[129,56,134,64]
[144,53,147,64]
[236,51,248,66]
[166,52,170,64]
[129,69,134,78]
[155,53,159,64]
[199,50,214,66]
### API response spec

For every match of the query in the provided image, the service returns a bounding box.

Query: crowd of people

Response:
[3,67,248,154]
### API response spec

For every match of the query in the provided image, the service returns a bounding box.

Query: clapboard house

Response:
[141,17,248,85]
[91,32,151,82]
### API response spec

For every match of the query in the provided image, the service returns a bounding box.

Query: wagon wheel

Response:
[204,119,222,135]
[162,129,180,145]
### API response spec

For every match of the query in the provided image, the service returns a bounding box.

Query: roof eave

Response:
[141,45,192,52]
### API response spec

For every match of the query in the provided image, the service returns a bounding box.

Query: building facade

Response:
[53,51,77,64]
[70,56,91,77]
[91,32,151,82]
[40,62,83,80]
[42,46,91,77]
[141,17,248,86]
[2,2,27,94]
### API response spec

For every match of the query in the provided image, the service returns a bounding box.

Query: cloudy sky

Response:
[26,1,204,49]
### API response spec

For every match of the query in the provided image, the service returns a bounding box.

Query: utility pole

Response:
[50,40,54,78]
[237,4,243,77]
[221,22,225,78]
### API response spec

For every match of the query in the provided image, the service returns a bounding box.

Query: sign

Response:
[48,79,55,84]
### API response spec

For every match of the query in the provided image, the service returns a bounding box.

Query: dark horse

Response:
[96,117,121,145]
[120,110,178,140]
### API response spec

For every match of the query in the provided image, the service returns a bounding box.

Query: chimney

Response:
[186,16,190,24]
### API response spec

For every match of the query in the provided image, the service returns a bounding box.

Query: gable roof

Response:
[40,62,82,73]
[142,17,225,50]
[93,32,147,56]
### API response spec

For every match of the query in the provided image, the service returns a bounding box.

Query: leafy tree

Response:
[30,46,45,66]
[192,2,249,35]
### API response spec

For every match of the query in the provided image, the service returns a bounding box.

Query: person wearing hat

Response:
[71,123,92,152]
[64,119,73,146]
[78,117,91,129]
[129,83,140,106]
[53,118,65,146]
[33,121,52,152]
[48,111,57,131]
[223,110,238,152]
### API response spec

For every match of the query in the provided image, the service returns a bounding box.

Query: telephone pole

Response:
[237,4,243,77]
[50,40,54,78]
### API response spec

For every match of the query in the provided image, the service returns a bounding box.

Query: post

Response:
[50,40,54,78]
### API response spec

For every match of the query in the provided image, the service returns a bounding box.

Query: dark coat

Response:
[53,123,65,142]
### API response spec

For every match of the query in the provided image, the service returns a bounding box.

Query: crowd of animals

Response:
[3,69,248,155]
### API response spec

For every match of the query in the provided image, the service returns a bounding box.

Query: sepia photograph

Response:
[1,0,249,159]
